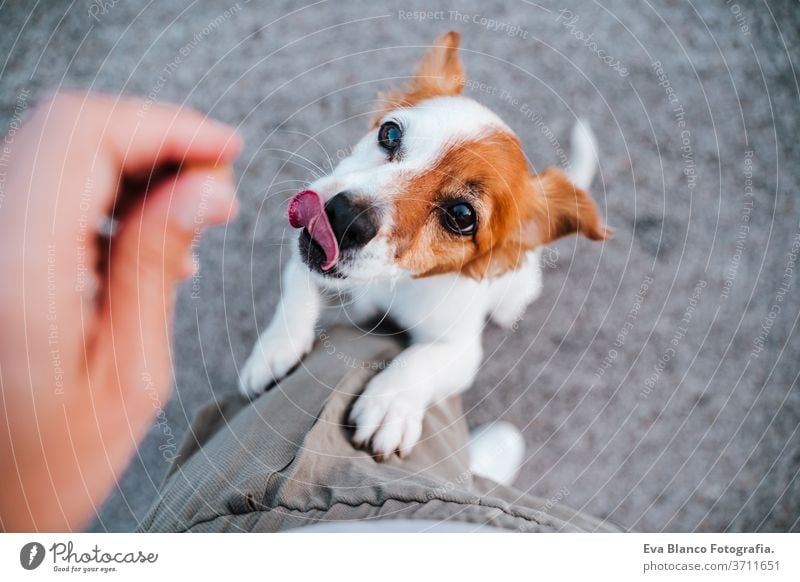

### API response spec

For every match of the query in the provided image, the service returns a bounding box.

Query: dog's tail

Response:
[567,119,598,190]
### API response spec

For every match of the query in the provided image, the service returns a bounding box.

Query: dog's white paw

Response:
[349,376,427,460]
[238,330,313,396]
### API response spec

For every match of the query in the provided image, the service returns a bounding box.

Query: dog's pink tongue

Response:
[288,190,339,270]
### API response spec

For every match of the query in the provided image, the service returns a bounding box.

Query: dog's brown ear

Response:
[373,31,465,125]
[413,31,465,97]
[530,168,611,244]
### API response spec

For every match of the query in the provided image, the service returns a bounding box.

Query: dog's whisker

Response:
[276,129,335,175]
[262,148,328,177]
[267,181,312,196]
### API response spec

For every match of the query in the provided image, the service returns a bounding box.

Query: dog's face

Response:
[291,32,608,284]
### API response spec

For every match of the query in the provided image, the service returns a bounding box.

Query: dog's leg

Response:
[239,256,321,396]
[349,338,482,459]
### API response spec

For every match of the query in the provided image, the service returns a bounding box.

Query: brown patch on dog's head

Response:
[372,31,465,127]
[388,131,609,280]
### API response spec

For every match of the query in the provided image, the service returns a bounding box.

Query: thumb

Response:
[93,166,237,407]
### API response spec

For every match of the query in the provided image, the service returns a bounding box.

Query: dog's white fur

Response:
[239,94,598,459]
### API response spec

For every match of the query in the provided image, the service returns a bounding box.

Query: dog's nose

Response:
[325,192,378,251]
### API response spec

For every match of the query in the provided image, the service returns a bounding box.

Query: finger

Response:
[102,100,243,174]
[92,165,237,407]
[40,91,243,175]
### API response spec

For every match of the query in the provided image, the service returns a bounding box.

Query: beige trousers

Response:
[140,326,619,532]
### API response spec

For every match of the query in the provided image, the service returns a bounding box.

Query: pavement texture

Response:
[1,0,798,532]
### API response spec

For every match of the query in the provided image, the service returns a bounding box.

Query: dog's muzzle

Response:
[289,190,378,274]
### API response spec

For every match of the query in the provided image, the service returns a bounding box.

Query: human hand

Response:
[0,92,242,531]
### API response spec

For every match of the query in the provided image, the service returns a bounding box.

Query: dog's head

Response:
[290,31,609,283]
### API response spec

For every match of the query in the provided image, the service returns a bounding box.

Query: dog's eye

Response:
[378,121,402,155]
[441,202,476,236]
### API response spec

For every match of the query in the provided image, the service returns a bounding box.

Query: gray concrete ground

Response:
[1,0,798,532]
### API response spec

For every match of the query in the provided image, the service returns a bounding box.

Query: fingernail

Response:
[205,117,240,139]
[205,121,244,160]
[180,252,198,280]
[173,169,237,231]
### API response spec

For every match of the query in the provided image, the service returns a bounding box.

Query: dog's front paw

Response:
[349,376,427,460]
[238,330,313,396]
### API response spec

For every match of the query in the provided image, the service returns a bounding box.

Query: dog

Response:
[239,31,609,459]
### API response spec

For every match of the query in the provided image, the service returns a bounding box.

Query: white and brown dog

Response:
[240,32,609,459]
